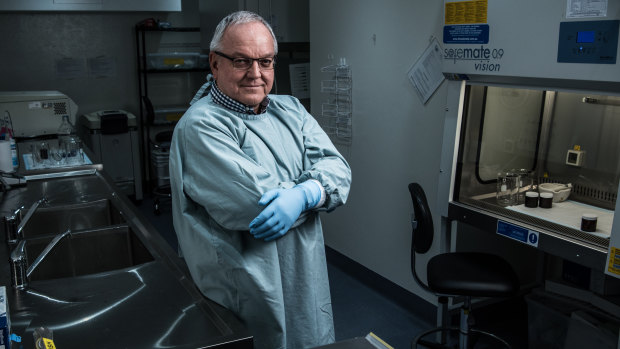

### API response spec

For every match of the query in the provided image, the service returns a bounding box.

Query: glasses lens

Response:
[232,58,251,70]
[231,57,274,70]
[258,58,274,69]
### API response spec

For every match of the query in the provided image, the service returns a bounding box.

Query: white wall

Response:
[310,0,446,303]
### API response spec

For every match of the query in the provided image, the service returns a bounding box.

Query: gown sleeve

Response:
[296,101,352,212]
[174,106,281,231]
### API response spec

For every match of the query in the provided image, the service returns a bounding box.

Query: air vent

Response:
[571,183,617,204]
[541,177,617,210]
[53,102,67,115]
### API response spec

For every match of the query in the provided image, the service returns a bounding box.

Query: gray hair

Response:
[209,11,278,55]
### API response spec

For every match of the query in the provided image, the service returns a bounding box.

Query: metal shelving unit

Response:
[135,25,209,214]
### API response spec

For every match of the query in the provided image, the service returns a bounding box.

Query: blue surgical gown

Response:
[169,92,352,349]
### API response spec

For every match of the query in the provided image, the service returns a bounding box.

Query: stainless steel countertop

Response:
[0,168,252,348]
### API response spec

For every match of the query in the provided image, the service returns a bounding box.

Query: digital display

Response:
[577,30,595,43]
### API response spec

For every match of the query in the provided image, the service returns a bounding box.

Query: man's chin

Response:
[239,95,266,107]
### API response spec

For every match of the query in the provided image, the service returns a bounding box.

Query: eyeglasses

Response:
[214,51,276,71]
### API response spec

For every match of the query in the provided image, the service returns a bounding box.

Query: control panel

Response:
[557,20,619,64]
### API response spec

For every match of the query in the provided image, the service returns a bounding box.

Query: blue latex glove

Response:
[249,181,322,241]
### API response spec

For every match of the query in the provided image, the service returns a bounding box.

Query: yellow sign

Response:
[42,338,57,349]
[608,247,620,276]
[445,0,488,25]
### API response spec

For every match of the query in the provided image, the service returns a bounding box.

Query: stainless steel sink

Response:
[18,198,126,239]
[1,170,252,348]
[22,224,153,281]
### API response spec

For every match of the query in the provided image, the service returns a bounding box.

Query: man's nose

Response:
[246,60,262,76]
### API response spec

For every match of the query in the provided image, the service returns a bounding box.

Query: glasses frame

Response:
[214,51,276,71]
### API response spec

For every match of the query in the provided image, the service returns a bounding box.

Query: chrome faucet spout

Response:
[9,228,71,289]
[27,229,72,278]
[15,197,48,240]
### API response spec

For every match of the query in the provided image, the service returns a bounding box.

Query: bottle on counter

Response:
[2,111,18,170]
[57,114,76,146]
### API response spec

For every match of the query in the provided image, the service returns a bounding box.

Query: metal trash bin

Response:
[149,130,172,215]
[78,110,143,200]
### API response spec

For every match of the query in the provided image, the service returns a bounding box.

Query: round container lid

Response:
[540,192,554,199]
[582,213,598,220]
[526,191,540,197]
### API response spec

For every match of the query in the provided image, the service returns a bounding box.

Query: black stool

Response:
[408,183,519,349]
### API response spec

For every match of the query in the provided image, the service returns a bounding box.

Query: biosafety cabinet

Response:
[443,84,620,270]
[437,0,620,281]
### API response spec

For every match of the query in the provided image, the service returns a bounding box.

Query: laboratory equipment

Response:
[525,192,539,208]
[538,193,553,209]
[538,183,572,202]
[581,214,598,232]
[78,110,143,200]
[496,171,518,207]
[437,0,620,281]
[0,91,78,138]
[56,114,75,147]
[442,84,619,270]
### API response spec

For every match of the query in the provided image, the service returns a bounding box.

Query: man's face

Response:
[209,22,275,111]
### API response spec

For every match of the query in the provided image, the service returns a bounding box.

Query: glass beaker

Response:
[64,137,83,164]
[496,171,519,207]
[50,143,66,166]
[513,168,533,205]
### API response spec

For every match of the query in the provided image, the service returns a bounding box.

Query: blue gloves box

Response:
[0,286,9,349]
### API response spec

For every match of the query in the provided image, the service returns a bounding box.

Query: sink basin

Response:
[19,198,126,239]
[23,225,154,281]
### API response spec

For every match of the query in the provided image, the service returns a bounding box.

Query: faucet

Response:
[4,205,24,245]
[4,197,47,245]
[10,229,71,289]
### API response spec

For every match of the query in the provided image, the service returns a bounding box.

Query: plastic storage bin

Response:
[146,52,199,70]
[153,107,186,124]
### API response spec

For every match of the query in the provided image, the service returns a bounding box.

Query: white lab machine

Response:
[0,91,78,138]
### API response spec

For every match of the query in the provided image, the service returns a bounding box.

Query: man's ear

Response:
[209,52,218,71]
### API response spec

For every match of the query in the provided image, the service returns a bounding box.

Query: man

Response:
[169,10,352,349]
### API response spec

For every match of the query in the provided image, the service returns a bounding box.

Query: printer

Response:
[78,110,143,200]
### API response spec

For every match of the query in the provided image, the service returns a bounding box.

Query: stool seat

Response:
[427,252,519,297]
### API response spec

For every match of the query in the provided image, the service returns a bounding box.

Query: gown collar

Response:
[190,74,270,115]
